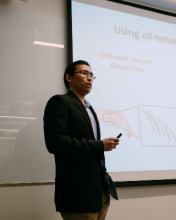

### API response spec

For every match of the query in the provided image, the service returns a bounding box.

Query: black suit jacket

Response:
[43,90,117,213]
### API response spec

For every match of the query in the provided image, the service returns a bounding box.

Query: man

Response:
[43,60,119,220]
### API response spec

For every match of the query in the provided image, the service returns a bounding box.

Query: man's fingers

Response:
[103,137,120,151]
[110,146,116,151]
[110,140,119,146]
[110,137,119,142]
[109,137,119,149]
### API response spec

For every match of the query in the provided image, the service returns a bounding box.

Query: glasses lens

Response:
[82,70,88,76]
[81,70,95,79]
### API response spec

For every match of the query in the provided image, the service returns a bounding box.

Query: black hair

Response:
[64,60,91,90]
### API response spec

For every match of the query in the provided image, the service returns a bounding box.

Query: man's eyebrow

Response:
[82,70,93,74]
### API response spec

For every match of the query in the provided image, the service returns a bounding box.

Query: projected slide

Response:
[72,1,176,174]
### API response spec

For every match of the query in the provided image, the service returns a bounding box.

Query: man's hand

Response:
[102,137,119,151]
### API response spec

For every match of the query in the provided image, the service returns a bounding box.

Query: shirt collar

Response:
[84,99,91,108]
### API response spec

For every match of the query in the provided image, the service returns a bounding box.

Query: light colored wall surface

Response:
[1,184,176,220]
[1,0,176,220]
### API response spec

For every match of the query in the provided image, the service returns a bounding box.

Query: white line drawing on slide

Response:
[94,109,133,138]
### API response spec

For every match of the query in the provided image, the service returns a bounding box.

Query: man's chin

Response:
[84,88,91,95]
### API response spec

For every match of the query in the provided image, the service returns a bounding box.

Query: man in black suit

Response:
[43,60,119,220]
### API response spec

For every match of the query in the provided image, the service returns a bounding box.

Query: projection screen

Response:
[70,0,176,183]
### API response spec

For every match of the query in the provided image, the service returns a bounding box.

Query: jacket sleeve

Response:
[43,95,104,159]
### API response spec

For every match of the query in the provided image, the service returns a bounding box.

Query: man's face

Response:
[67,64,93,95]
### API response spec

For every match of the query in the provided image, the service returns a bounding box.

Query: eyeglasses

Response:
[74,70,96,80]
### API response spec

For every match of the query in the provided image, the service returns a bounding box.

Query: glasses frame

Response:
[74,70,96,79]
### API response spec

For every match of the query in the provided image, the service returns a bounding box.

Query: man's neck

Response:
[69,89,85,105]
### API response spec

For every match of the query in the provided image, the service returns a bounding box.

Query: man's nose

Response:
[87,77,92,82]
[87,75,92,81]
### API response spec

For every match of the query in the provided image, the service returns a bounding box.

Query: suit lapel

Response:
[67,91,95,139]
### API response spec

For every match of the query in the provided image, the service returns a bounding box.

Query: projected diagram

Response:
[95,106,176,147]
[95,109,132,137]
[139,106,176,147]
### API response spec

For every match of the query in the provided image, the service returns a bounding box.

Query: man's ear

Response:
[66,73,72,83]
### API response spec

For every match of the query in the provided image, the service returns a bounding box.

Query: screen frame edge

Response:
[108,0,176,17]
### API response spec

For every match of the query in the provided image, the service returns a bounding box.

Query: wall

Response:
[1,184,176,220]
[0,0,176,219]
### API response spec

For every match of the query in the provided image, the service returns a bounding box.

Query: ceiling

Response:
[123,0,176,13]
